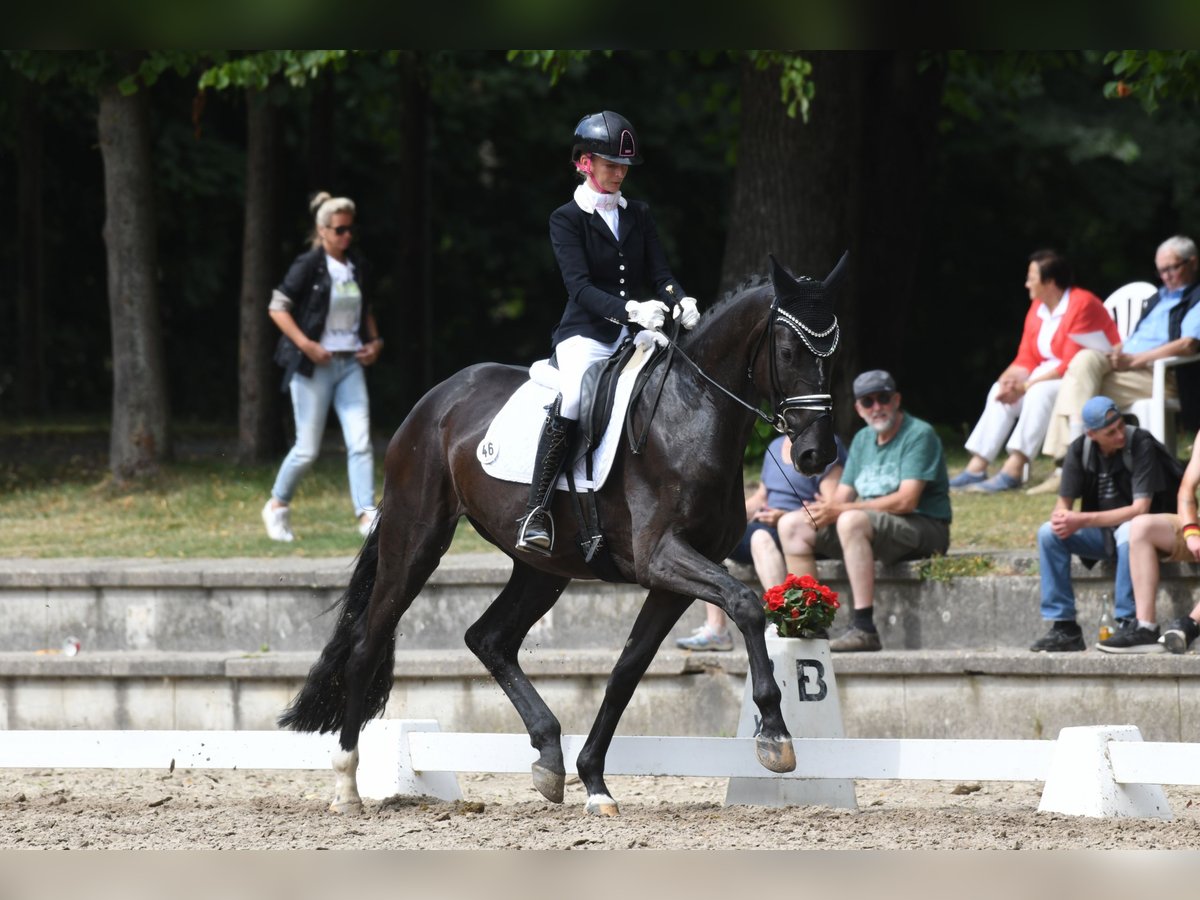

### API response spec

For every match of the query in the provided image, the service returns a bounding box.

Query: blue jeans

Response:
[1037,520,1133,622]
[271,355,375,516]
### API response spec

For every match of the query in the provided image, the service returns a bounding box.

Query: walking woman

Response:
[516,111,700,554]
[262,191,383,542]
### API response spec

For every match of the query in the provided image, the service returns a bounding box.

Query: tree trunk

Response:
[391,52,432,405]
[307,73,335,192]
[237,88,283,463]
[15,80,47,414]
[719,53,943,437]
[98,82,170,481]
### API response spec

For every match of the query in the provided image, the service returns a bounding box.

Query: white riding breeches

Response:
[554,330,628,420]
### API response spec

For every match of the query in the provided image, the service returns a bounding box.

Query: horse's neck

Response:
[682,296,770,402]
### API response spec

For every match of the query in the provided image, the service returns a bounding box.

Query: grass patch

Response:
[1,421,1155,560]
[915,554,996,582]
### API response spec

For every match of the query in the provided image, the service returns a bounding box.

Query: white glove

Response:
[673,296,700,330]
[626,299,669,330]
[633,328,669,351]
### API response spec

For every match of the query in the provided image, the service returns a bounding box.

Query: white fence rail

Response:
[0,720,1187,820]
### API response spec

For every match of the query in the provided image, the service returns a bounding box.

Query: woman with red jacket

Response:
[950,250,1120,493]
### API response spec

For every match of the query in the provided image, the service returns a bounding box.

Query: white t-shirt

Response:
[319,255,363,352]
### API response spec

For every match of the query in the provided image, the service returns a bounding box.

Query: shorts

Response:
[1161,514,1197,564]
[728,521,779,565]
[813,510,950,565]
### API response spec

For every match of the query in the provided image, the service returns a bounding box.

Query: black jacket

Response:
[548,198,685,348]
[271,248,374,391]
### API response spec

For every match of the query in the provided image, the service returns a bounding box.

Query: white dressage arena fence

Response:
[0,719,1194,820]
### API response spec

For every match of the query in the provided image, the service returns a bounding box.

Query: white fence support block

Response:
[725,635,857,809]
[355,719,461,802]
[1037,725,1172,820]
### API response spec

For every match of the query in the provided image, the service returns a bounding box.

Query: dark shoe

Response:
[1162,617,1200,654]
[829,626,882,653]
[1097,623,1164,654]
[1030,626,1085,652]
[516,400,575,555]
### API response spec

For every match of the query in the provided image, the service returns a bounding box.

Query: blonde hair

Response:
[308,191,356,248]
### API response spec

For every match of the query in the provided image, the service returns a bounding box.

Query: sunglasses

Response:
[857,391,894,408]
[327,224,354,236]
[1158,260,1187,277]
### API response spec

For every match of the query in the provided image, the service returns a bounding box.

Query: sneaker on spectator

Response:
[964,471,1021,494]
[1162,616,1200,654]
[829,626,882,652]
[1025,470,1062,496]
[675,626,734,652]
[1029,626,1085,652]
[949,470,987,490]
[1097,622,1164,654]
[262,500,295,542]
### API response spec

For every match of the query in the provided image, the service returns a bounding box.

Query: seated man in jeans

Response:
[1031,396,1182,652]
[1098,429,1200,653]
[801,369,952,652]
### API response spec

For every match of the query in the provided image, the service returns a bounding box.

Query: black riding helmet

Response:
[571,111,643,165]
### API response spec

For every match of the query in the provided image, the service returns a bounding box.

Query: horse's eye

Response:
[779,346,794,362]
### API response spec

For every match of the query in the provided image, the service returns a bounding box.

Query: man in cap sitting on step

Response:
[801,369,952,652]
[1031,395,1183,652]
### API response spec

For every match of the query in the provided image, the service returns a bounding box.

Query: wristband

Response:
[1183,523,1200,539]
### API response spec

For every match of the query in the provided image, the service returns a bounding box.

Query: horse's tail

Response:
[277,521,394,733]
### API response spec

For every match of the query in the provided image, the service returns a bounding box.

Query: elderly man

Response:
[801,370,952,652]
[1031,235,1200,494]
[1031,396,1182,652]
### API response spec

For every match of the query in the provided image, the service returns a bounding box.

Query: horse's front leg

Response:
[575,588,693,816]
[645,537,795,775]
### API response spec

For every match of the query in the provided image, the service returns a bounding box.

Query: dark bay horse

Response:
[280,255,843,816]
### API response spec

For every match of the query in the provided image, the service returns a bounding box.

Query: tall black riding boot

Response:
[516,402,576,555]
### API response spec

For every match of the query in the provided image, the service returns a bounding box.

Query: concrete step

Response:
[2,552,1199,655]
[2,647,1198,744]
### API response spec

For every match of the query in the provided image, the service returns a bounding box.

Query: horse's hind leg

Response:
[464,561,571,802]
[575,589,692,816]
[332,487,459,813]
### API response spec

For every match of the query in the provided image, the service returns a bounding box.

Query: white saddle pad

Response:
[477,342,657,491]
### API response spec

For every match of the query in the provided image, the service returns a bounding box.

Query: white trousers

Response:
[555,330,628,420]
[964,379,1061,462]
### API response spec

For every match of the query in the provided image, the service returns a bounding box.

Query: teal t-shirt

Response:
[841,413,952,522]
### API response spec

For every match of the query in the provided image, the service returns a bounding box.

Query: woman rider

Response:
[516,111,701,554]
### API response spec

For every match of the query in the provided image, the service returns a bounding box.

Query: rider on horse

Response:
[516,111,702,555]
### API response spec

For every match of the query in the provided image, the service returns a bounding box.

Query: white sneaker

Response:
[357,507,378,537]
[262,501,295,542]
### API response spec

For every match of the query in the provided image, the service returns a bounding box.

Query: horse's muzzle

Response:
[789,413,836,476]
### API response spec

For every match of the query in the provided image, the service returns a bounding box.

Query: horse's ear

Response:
[823,251,849,293]
[768,253,797,294]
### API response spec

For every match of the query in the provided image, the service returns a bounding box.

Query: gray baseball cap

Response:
[853,369,897,399]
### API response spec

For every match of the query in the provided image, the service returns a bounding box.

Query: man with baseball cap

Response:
[1031,395,1183,652]
[801,369,952,652]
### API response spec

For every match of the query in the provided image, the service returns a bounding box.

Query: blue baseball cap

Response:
[1082,396,1122,431]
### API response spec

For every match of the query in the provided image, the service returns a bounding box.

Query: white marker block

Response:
[355,719,462,802]
[1037,725,1172,820]
[725,634,857,809]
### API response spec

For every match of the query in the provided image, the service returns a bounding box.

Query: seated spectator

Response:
[1031,235,1200,495]
[1030,396,1183,652]
[950,250,1116,494]
[800,370,952,653]
[1098,430,1199,653]
[676,433,846,651]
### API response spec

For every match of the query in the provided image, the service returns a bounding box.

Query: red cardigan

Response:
[1010,288,1119,377]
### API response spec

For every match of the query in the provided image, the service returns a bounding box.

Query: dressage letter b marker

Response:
[796,658,827,702]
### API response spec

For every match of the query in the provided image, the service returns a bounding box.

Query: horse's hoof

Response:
[531,762,565,803]
[329,799,364,815]
[585,793,619,817]
[756,734,796,773]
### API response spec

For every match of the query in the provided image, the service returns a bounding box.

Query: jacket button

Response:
[619,278,625,284]
[619,265,625,271]
[619,291,626,297]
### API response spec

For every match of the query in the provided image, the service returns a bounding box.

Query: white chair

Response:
[1102,281,1199,453]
